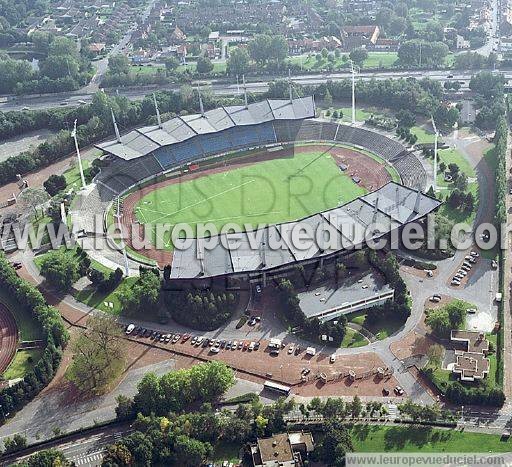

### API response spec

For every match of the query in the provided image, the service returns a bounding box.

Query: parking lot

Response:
[123,323,403,397]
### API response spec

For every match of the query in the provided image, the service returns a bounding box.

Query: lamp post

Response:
[349,60,357,124]
[431,116,439,193]
[71,120,86,188]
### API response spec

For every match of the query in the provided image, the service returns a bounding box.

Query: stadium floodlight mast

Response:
[431,116,439,192]
[349,60,358,125]
[243,75,248,108]
[153,93,162,129]
[115,196,130,277]
[197,86,205,117]
[111,108,121,143]
[71,120,86,188]
[288,69,293,103]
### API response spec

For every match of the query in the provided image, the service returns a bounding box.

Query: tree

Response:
[163,56,180,72]
[173,435,212,466]
[455,172,468,192]
[316,420,353,466]
[324,89,333,107]
[40,250,80,291]
[132,362,235,416]
[108,54,130,75]
[248,34,272,65]
[396,109,415,129]
[269,35,288,64]
[196,56,213,74]
[226,47,250,77]
[43,174,66,197]
[102,443,133,466]
[349,48,368,67]
[67,314,127,392]
[40,55,79,80]
[120,269,160,316]
[427,344,444,368]
[3,434,27,454]
[15,448,72,466]
[350,395,363,418]
[17,188,50,217]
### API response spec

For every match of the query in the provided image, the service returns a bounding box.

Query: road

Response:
[81,0,158,94]
[0,423,133,467]
[0,68,498,112]
[473,0,500,57]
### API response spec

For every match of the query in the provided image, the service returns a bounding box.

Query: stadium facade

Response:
[169,182,441,282]
[71,95,436,284]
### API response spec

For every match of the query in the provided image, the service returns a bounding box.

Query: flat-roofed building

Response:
[251,432,314,467]
[451,330,490,382]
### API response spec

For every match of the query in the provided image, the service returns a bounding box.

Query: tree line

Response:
[161,287,238,330]
[0,75,466,189]
[0,255,68,422]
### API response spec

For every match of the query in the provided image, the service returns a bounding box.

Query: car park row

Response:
[124,323,263,353]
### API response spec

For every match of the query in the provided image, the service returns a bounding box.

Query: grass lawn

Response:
[210,441,240,464]
[410,126,436,144]
[340,327,368,348]
[287,52,398,71]
[325,107,377,123]
[346,310,404,340]
[3,349,44,380]
[0,289,43,342]
[351,424,512,452]
[74,276,138,315]
[135,150,366,247]
[63,160,91,190]
[436,148,478,224]
[486,333,498,387]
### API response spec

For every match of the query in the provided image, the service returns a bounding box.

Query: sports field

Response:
[134,150,366,247]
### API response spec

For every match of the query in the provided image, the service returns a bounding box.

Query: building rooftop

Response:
[297,271,393,319]
[451,330,490,381]
[170,182,441,279]
[257,433,294,464]
[97,96,316,161]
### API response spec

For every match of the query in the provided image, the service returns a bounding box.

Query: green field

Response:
[74,276,138,315]
[0,288,43,342]
[340,327,368,348]
[411,126,436,144]
[346,310,404,340]
[436,148,478,224]
[135,150,367,248]
[3,349,44,380]
[287,52,398,71]
[351,424,512,452]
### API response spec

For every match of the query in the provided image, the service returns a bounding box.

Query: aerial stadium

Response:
[70,94,440,283]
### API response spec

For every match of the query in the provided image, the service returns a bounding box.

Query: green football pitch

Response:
[134,150,367,248]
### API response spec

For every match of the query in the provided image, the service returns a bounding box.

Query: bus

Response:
[264,380,291,396]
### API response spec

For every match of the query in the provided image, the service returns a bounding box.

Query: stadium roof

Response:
[97,96,316,161]
[169,182,441,280]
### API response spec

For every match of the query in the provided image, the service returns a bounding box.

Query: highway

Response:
[0,69,500,112]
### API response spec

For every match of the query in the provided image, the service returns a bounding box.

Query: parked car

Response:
[329,355,336,363]
[394,386,404,395]
[125,324,135,335]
